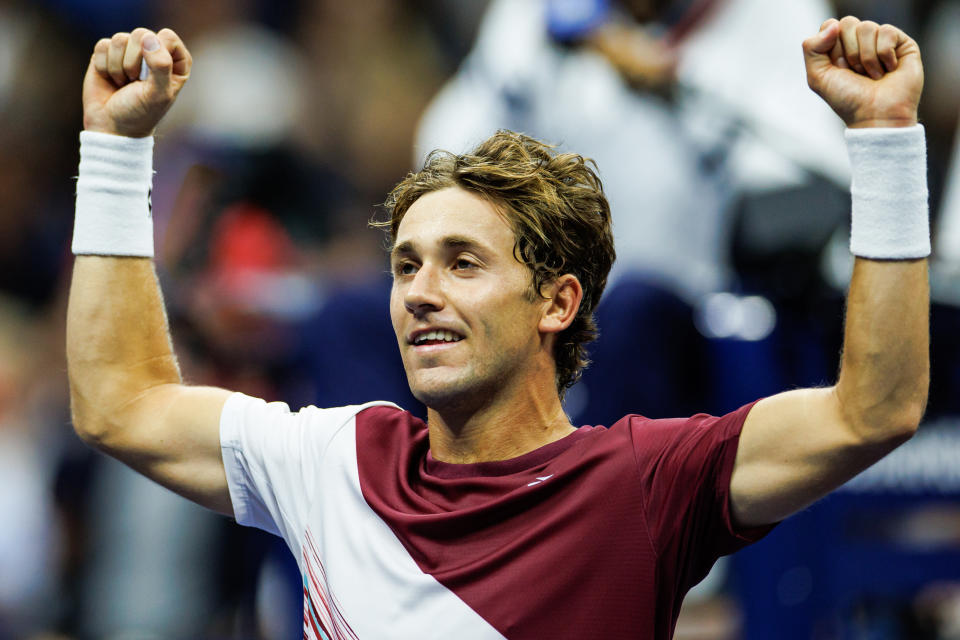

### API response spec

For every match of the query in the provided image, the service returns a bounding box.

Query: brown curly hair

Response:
[375,130,616,397]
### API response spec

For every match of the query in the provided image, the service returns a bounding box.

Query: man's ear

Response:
[539,274,583,334]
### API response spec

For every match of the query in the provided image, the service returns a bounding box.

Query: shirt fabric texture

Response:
[220,393,770,639]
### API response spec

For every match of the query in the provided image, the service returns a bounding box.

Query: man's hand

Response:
[803,17,923,128]
[82,28,192,137]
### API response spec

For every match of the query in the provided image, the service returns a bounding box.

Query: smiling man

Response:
[383,149,615,464]
[67,17,929,640]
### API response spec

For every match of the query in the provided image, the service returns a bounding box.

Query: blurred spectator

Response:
[0,298,64,638]
[2,0,958,637]
[927,0,960,273]
[412,0,850,432]
[293,0,448,204]
[0,1,85,311]
[415,0,848,303]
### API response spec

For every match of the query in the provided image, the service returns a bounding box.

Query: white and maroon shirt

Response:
[220,393,769,639]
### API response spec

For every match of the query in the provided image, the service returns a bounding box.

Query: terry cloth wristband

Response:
[73,131,155,257]
[846,124,929,259]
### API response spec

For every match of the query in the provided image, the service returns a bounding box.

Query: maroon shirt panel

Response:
[355,402,768,640]
[628,401,768,632]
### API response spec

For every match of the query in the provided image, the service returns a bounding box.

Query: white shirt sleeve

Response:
[219,392,390,544]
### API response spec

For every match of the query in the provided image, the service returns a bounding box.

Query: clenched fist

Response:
[803,17,923,129]
[82,28,192,138]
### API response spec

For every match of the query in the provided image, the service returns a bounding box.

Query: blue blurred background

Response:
[2,0,960,637]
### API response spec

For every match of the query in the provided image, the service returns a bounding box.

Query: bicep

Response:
[103,384,234,515]
[729,387,907,527]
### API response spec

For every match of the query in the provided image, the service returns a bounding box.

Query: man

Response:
[67,17,929,639]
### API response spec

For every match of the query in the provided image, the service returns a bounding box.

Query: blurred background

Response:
[1,0,959,637]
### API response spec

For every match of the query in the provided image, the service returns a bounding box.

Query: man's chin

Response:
[410,382,467,410]
[408,372,483,412]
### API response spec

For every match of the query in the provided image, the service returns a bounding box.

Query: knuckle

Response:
[879,24,898,38]
[111,32,128,45]
[840,15,859,25]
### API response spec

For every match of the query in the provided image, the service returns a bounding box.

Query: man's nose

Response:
[404,264,444,316]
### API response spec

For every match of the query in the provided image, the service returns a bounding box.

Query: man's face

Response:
[389,187,546,410]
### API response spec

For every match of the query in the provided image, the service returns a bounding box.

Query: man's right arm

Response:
[66,28,234,515]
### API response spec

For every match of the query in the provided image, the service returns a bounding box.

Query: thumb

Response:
[140,32,173,92]
[805,21,840,56]
[803,20,840,81]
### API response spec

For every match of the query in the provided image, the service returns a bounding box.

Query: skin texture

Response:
[83,28,191,137]
[67,18,928,529]
[729,18,928,526]
[68,29,234,516]
[389,187,582,463]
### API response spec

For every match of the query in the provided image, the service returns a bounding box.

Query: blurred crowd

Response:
[1,0,959,638]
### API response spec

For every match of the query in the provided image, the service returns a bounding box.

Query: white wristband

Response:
[73,131,155,257]
[846,124,929,259]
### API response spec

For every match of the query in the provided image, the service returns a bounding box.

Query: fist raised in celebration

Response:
[803,17,923,128]
[82,28,192,138]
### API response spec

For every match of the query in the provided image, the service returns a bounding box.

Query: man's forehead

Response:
[391,189,516,257]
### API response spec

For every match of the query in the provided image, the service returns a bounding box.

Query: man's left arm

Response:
[729,17,929,528]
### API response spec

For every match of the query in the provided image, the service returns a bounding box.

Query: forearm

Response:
[66,256,181,444]
[830,115,931,438]
[834,257,929,438]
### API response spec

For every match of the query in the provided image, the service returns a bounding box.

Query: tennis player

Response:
[67,17,929,639]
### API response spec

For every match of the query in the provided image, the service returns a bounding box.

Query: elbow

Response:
[884,373,929,443]
[875,403,923,446]
[834,384,927,448]
[66,363,105,448]
[847,407,921,453]
[69,391,111,450]
[73,421,107,449]
[68,373,127,451]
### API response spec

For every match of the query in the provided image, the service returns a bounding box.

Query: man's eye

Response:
[455,259,476,270]
[395,262,417,276]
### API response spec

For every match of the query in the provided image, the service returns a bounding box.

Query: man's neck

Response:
[425,382,576,464]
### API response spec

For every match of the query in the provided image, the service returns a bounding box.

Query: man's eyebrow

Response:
[390,235,492,259]
[441,235,489,252]
[391,240,415,259]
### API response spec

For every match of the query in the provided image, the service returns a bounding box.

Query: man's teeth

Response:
[415,330,462,345]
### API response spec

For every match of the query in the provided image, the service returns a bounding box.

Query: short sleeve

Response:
[219,392,380,545]
[630,401,773,590]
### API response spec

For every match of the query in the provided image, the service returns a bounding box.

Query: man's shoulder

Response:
[308,400,408,421]
[602,412,707,436]
[352,402,425,429]
[224,393,417,442]
[300,400,424,447]
[605,409,746,434]
[601,404,758,465]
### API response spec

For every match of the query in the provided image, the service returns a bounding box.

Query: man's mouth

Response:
[411,329,464,346]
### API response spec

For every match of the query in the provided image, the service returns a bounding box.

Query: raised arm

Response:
[729,18,929,527]
[67,28,234,515]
